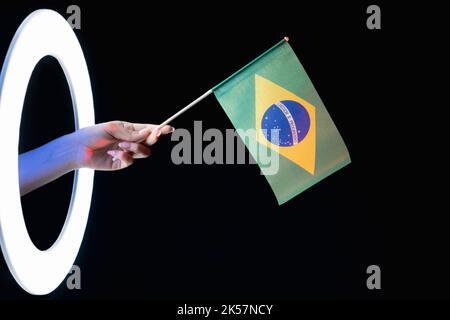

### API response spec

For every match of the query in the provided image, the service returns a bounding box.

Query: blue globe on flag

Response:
[261,100,311,147]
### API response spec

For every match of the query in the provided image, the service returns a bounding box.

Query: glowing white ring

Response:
[0,9,95,295]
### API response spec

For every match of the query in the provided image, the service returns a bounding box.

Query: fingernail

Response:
[107,150,116,156]
[119,142,130,149]
[156,131,161,138]
[139,128,149,134]
[170,127,175,133]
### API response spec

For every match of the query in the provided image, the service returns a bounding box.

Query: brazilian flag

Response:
[212,38,351,204]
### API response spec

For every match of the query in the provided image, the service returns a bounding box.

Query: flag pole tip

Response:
[284,36,289,42]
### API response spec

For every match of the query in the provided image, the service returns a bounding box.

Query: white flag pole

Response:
[158,89,213,128]
[157,37,289,128]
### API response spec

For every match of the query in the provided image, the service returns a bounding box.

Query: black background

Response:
[0,0,445,308]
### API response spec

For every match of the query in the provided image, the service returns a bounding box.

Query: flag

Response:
[212,38,351,204]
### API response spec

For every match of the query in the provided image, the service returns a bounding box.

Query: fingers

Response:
[107,141,150,171]
[118,141,150,159]
[127,123,160,132]
[106,150,134,170]
[127,123,173,132]
[103,121,174,171]
[105,121,175,145]
[146,125,175,145]
[105,121,174,146]
[106,121,151,142]
[124,123,174,144]
[159,125,175,135]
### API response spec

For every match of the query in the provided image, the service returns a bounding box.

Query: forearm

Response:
[19,133,81,196]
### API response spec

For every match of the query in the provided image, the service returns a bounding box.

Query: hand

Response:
[19,120,174,195]
[73,121,174,170]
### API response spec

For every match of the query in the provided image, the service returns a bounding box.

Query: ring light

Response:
[0,9,95,295]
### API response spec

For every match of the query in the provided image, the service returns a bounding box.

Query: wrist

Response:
[61,131,87,171]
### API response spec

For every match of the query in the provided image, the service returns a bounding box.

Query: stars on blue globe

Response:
[261,100,310,147]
